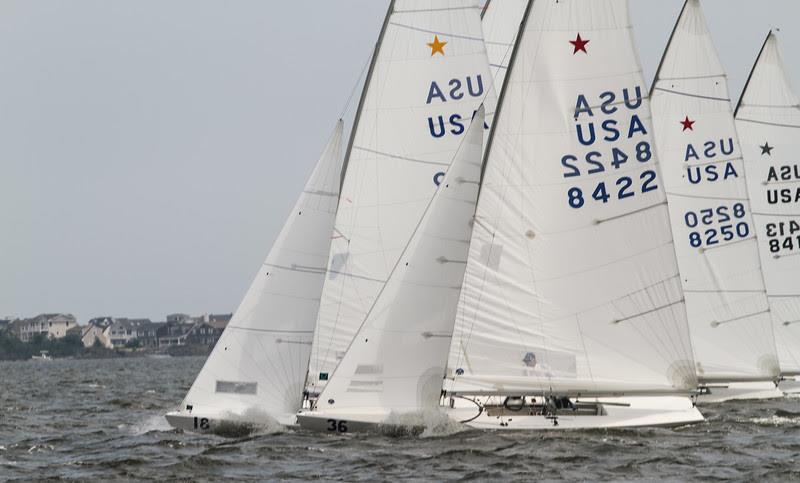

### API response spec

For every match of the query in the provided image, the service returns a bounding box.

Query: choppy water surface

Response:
[1,357,798,481]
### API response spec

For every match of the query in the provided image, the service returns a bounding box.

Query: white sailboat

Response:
[306,0,497,398]
[735,31,800,396]
[649,0,781,402]
[298,107,485,432]
[444,0,703,429]
[165,121,345,432]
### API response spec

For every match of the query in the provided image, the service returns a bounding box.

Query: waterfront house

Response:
[16,314,77,342]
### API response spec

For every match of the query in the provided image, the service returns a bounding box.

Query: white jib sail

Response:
[736,31,800,376]
[447,0,697,397]
[314,106,484,417]
[308,0,497,393]
[481,0,529,94]
[650,0,779,383]
[178,121,345,425]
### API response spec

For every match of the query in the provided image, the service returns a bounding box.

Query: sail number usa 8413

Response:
[563,86,659,210]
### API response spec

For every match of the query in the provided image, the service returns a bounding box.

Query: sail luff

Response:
[339,0,397,193]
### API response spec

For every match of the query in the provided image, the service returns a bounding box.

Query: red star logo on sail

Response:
[680,116,695,131]
[427,35,447,57]
[570,33,590,54]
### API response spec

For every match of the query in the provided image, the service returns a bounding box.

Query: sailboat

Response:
[441,0,704,429]
[649,0,781,402]
[735,31,800,396]
[297,107,485,432]
[165,121,345,432]
[306,0,497,400]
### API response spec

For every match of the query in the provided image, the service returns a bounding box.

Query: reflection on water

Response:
[1,357,798,481]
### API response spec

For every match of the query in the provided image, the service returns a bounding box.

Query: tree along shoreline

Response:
[0,332,213,361]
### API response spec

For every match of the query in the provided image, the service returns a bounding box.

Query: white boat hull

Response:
[296,396,704,433]
[696,381,783,403]
[779,377,800,396]
[165,410,295,436]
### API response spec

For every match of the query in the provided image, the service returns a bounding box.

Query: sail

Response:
[308,0,497,392]
[650,0,779,382]
[316,107,484,415]
[447,0,697,397]
[481,0,529,94]
[735,32,800,376]
[179,122,345,424]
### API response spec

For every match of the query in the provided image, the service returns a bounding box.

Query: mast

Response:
[478,0,534,189]
[339,0,396,193]
[734,30,773,117]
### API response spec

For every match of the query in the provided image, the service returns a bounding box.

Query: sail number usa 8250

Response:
[562,86,659,209]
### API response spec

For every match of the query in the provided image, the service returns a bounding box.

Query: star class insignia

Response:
[760,142,774,156]
[570,33,590,54]
[681,116,695,132]
[427,35,447,57]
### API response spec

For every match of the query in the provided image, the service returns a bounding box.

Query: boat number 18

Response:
[193,417,210,430]
[326,419,348,433]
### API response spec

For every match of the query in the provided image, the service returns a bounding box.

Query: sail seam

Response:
[736,118,800,129]
[387,22,485,42]
[653,86,729,102]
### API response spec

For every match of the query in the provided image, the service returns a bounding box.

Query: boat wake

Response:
[211,408,287,438]
[381,410,466,438]
[128,414,173,435]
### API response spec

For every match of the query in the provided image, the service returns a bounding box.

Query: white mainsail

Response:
[171,121,344,426]
[447,0,697,397]
[308,0,497,393]
[307,108,484,420]
[735,31,800,376]
[481,0,529,94]
[650,0,779,383]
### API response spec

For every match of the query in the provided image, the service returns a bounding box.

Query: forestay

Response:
[481,0,529,94]
[308,0,497,393]
[736,32,800,376]
[179,122,345,424]
[316,108,484,415]
[650,0,779,383]
[447,0,697,397]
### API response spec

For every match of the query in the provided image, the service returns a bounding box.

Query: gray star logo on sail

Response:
[760,142,774,156]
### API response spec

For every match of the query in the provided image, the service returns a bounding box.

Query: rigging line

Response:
[752,212,800,217]
[656,73,727,81]
[684,156,743,168]
[652,86,730,103]
[394,6,480,14]
[698,235,757,253]
[387,22,485,43]
[263,263,327,275]
[664,191,749,202]
[710,309,771,328]
[761,178,800,186]
[769,294,800,298]
[684,289,765,294]
[225,326,314,335]
[740,103,800,109]
[352,146,451,167]
[594,200,666,225]
[735,118,800,129]
[338,50,373,120]
[612,299,684,325]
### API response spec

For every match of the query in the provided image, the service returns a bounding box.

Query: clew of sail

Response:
[308,0,497,395]
[174,121,345,425]
[736,31,800,377]
[447,0,697,398]
[650,0,779,383]
[310,107,485,418]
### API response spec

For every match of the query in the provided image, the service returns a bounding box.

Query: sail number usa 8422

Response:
[563,86,659,210]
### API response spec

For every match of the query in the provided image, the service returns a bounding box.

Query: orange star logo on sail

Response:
[427,35,447,56]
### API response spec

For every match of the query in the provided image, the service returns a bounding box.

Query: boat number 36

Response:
[326,419,348,433]
[193,417,210,430]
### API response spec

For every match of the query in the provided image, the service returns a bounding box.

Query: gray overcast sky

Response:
[1,1,798,323]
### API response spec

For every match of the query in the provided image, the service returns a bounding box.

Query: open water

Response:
[1,356,798,481]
